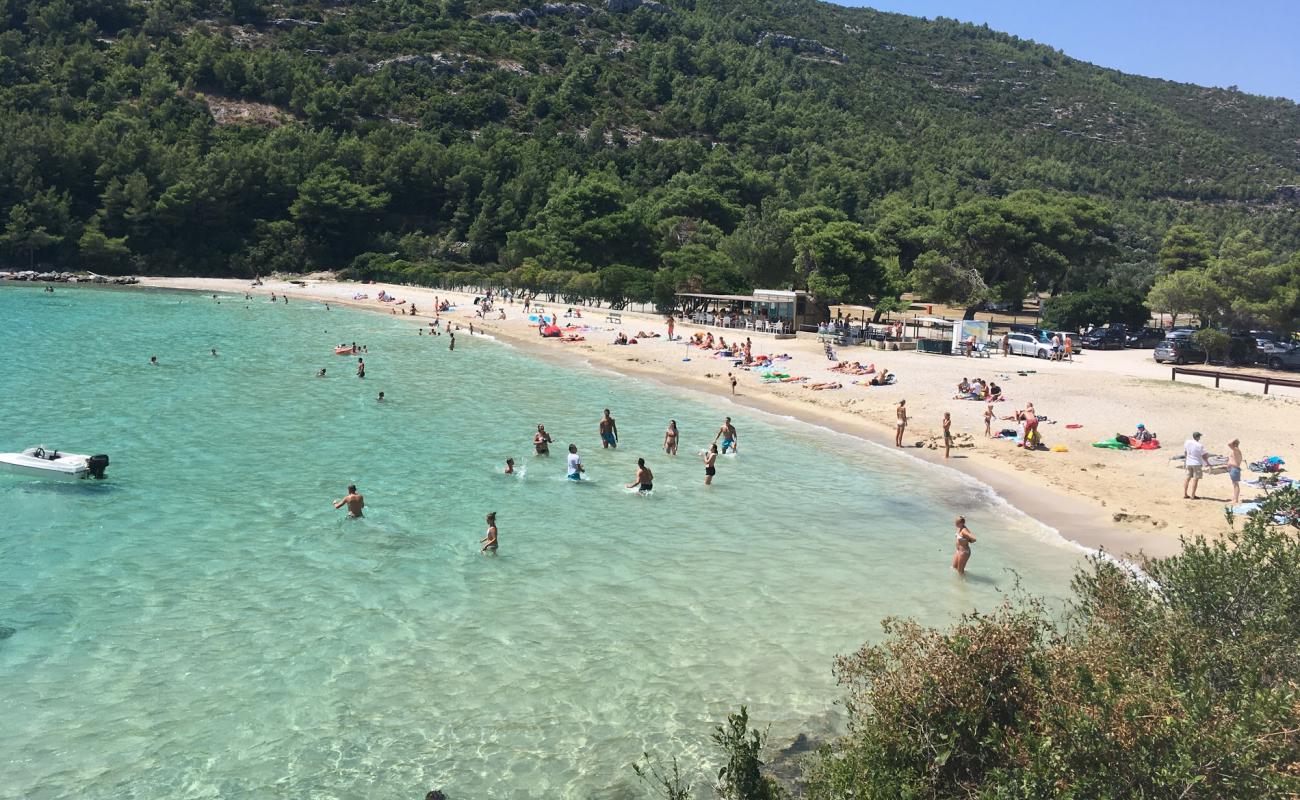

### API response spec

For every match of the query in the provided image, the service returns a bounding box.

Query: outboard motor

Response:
[87,454,109,479]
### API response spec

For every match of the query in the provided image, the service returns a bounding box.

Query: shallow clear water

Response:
[0,285,1081,798]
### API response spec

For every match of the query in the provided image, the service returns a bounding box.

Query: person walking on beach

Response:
[895,400,908,447]
[983,403,994,437]
[666,314,675,341]
[703,443,718,485]
[566,444,585,481]
[713,417,738,454]
[480,512,498,554]
[952,516,976,576]
[357,358,365,379]
[534,424,553,455]
[1227,438,1244,504]
[333,484,365,518]
[1000,331,1010,357]
[1064,335,1073,362]
[729,372,738,395]
[626,458,654,494]
[599,409,619,449]
[663,420,679,455]
[942,412,952,459]
[1183,431,1206,500]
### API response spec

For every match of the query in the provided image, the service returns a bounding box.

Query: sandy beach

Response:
[136,275,1299,560]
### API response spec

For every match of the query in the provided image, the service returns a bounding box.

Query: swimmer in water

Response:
[377,392,385,402]
[480,512,498,553]
[952,515,976,576]
[663,420,679,455]
[317,368,326,377]
[599,409,618,449]
[333,484,364,518]
[626,458,654,494]
[504,458,515,474]
[211,348,218,357]
[534,424,553,455]
[703,443,718,485]
[566,444,584,481]
[713,417,738,454]
[150,356,158,366]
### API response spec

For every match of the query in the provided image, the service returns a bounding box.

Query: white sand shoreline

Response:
[101,275,1299,560]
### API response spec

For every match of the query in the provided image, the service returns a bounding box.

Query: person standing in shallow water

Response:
[703,443,718,485]
[952,516,976,576]
[480,512,498,554]
[663,420,679,455]
[599,409,618,449]
[333,484,364,518]
[626,458,654,494]
[356,358,365,379]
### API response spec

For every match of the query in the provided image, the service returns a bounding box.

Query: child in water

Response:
[504,458,514,474]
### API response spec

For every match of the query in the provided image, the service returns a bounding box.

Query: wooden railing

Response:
[1171,366,1300,395]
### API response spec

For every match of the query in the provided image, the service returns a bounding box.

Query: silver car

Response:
[1006,332,1053,359]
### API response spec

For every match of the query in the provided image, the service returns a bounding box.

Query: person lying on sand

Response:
[635,331,660,338]
[805,382,843,390]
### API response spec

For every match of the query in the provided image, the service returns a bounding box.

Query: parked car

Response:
[1006,331,1053,358]
[1154,331,1258,366]
[1261,344,1300,370]
[1154,333,1205,365]
[1081,326,1127,350]
[1125,328,1165,348]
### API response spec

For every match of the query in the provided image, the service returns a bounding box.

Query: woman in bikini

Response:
[952,516,976,576]
[480,512,499,554]
[703,444,718,485]
[663,420,679,455]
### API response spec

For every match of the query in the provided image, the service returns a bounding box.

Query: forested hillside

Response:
[2,0,1298,320]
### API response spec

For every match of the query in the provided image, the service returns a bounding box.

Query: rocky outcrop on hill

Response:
[757,32,845,61]
[605,0,670,13]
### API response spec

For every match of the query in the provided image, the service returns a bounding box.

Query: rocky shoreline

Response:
[0,270,138,284]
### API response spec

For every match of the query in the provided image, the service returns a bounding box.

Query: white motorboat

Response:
[0,447,110,480]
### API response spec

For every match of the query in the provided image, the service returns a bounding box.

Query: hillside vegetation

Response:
[2,0,1298,321]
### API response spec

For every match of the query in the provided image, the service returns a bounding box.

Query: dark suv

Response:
[1125,328,1165,348]
[1081,325,1127,350]
[1154,330,1259,366]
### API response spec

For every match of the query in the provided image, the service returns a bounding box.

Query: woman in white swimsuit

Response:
[952,516,976,576]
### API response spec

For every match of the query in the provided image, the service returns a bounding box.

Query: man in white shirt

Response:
[566,444,584,482]
[1183,431,1207,500]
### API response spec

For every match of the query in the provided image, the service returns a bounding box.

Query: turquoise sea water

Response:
[0,285,1082,798]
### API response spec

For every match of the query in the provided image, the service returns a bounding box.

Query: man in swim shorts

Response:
[599,409,618,449]
[333,484,365,518]
[534,424,553,455]
[1227,437,1243,504]
[713,417,738,454]
[566,444,584,481]
[626,458,654,493]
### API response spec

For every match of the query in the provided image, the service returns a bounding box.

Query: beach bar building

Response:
[675,290,820,335]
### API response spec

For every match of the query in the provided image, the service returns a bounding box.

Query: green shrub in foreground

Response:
[653,488,1300,799]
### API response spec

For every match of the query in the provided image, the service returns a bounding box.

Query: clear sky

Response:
[832,0,1300,102]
